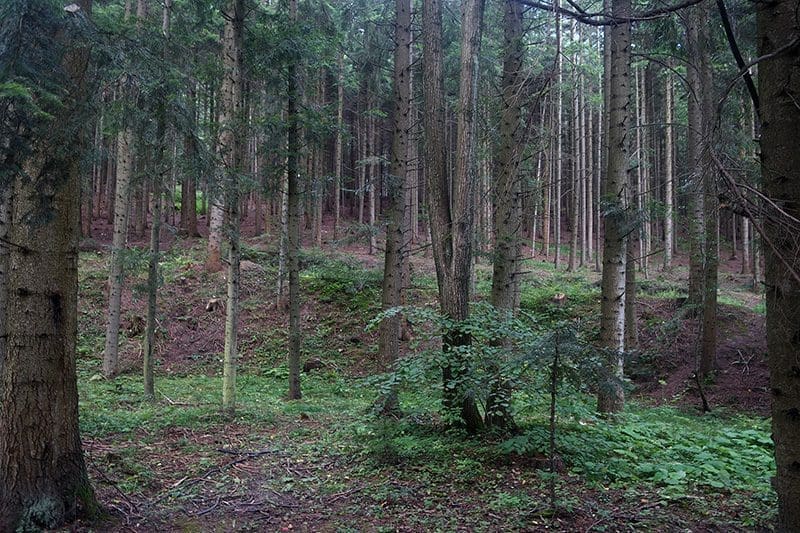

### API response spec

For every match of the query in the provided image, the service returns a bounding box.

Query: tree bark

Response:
[219,0,244,415]
[0,1,96,527]
[181,83,200,238]
[103,126,133,378]
[685,9,705,311]
[377,0,412,415]
[287,0,302,400]
[663,68,674,270]
[423,0,485,432]
[758,1,800,528]
[553,0,563,269]
[486,0,524,431]
[333,54,345,240]
[597,0,630,414]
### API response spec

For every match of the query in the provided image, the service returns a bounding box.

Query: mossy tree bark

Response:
[0,0,96,528]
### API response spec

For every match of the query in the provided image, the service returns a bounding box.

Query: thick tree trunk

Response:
[758,2,800,528]
[597,0,630,414]
[696,2,717,377]
[0,1,96,527]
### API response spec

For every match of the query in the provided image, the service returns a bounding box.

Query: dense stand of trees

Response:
[2,0,800,529]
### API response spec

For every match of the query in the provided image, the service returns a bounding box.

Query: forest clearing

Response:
[2,0,799,531]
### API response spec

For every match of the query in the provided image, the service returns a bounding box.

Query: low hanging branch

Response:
[714,152,800,287]
[715,0,759,111]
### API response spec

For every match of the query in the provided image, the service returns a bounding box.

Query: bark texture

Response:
[486,0,524,430]
[287,0,302,400]
[0,1,96,528]
[422,0,485,432]
[757,2,800,529]
[597,0,630,414]
[377,0,412,414]
[220,0,244,414]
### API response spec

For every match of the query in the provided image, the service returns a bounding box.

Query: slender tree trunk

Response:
[553,0,563,269]
[103,128,133,378]
[586,85,594,266]
[143,0,173,400]
[568,63,579,272]
[541,100,552,257]
[333,54,344,240]
[597,0,630,414]
[368,115,378,255]
[287,0,302,400]
[277,166,289,304]
[220,0,244,414]
[663,69,674,270]
[698,1,717,377]
[377,0,412,414]
[486,0,524,431]
[685,11,705,311]
[181,83,200,238]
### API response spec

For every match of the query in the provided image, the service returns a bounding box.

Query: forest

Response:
[1,0,799,530]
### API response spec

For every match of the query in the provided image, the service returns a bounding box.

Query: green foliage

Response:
[301,256,381,311]
[518,274,599,327]
[500,402,774,499]
[369,302,604,426]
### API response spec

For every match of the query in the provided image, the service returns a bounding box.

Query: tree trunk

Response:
[553,0,563,269]
[287,0,302,400]
[685,11,705,311]
[103,127,133,378]
[219,0,244,415]
[143,0,173,400]
[663,69,674,270]
[486,0,524,431]
[333,54,344,240]
[377,0,412,415]
[0,1,96,527]
[181,83,200,238]
[368,115,378,255]
[758,1,800,528]
[597,0,630,414]
[423,0,485,432]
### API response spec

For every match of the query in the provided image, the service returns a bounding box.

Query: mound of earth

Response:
[632,297,769,416]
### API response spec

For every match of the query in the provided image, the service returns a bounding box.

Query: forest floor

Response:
[70,215,775,532]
